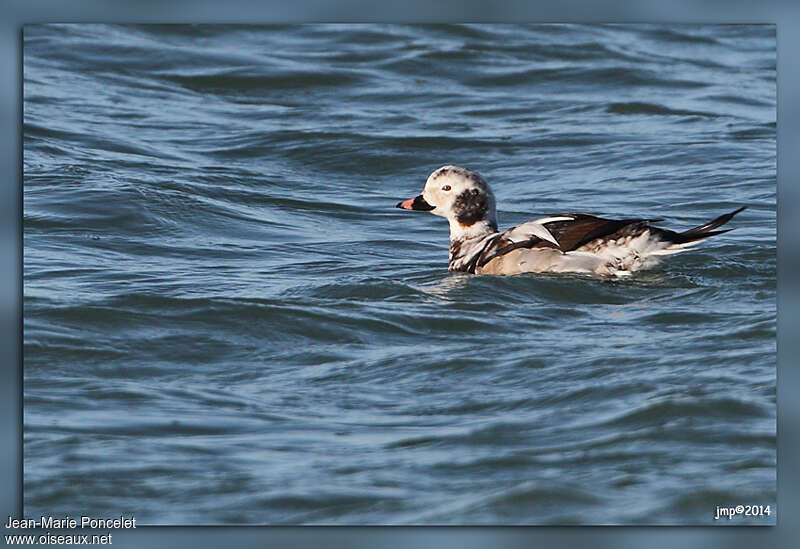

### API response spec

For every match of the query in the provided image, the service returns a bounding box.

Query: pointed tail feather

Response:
[673,206,747,244]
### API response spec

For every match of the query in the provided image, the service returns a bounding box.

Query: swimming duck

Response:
[396,165,745,276]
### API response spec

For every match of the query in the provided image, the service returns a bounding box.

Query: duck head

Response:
[396,165,498,240]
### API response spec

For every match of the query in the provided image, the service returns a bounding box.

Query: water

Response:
[23,24,775,525]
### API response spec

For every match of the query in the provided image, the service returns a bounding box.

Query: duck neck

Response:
[447,219,498,272]
[448,218,497,244]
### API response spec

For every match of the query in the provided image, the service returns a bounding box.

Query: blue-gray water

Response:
[23,24,775,525]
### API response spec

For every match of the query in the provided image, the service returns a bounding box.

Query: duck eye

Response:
[441,185,451,191]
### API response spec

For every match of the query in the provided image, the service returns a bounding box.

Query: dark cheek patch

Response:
[454,188,488,226]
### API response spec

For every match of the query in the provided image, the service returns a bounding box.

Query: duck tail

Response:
[672,206,747,244]
[647,206,746,257]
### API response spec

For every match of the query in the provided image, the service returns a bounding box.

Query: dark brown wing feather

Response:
[476,213,652,268]
[543,213,657,251]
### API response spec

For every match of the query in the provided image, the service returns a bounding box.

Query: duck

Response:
[396,165,746,276]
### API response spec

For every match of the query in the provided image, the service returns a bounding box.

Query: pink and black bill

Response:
[397,195,435,211]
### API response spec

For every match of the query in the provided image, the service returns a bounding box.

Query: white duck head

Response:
[396,165,498,240]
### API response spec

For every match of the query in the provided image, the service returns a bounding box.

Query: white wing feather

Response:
[504,216,573,247]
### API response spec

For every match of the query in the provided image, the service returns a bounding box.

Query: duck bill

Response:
[397,194,435,211]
